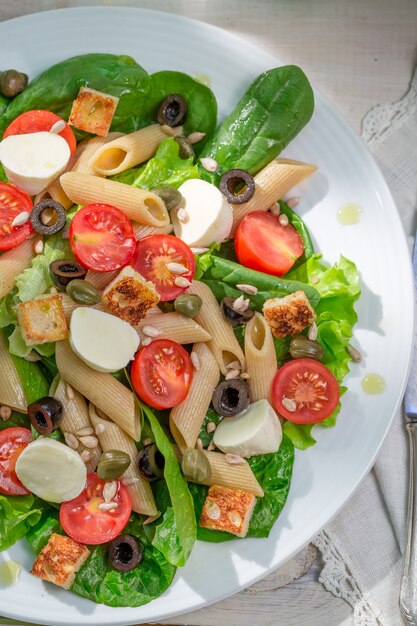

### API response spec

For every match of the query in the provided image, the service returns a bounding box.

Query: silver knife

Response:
[400,235,417,625]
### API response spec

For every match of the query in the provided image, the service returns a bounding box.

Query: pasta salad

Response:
[0,54,360,607]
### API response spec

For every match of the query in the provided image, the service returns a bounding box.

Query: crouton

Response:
[31,533,90,590]
[199,485,256,538]
[68,86,119,137]
[262,290,315,339]
[16,294,68,346]
[102,265,160,325]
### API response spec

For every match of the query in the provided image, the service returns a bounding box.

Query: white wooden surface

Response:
[0,1,416,625]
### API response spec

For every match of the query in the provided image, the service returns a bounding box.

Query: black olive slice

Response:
[108,534,143,572]
[220,297,255,327]
[219,169,255,204]
[212,380,250,417]
[50,259,87,290]
[157,93,188,127]
[28,397,63,435]
[137,444,165,481]
[30,199,67,235]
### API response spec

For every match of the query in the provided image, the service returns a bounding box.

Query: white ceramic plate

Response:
[0,7,413,626]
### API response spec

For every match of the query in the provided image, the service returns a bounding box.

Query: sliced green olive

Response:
[174,136,195,160]
[50,259,87,290]
[66,280,101,305]
[212,379,250,417]
[0,70,28,98]
[108,534,143,572]
[181,448,212,483]
[290,335,323,361]
[152,186,182,211]
[28,397,63,435]
[30,199,67,236]
[157,93,188,127]
[137,444,165,481]
[219,169,255,204]
[97,450,131,480]
[174,294,202,318]
[220,297,254,326]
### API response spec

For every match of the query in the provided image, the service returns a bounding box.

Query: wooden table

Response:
[1,1,416,624]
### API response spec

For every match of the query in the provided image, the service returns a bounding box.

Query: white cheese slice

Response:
[0,131,70,195]
[172,178,233,247]
[15,438,87,503]
[70,307,140,373]
[213,399,282,457]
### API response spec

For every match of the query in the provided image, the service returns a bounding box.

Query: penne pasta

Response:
[0,236,34,298]
[197,450,263,497]
[72,132,124,176]
[85,269,120,291]
[60,171,169,227]
[55,341,141,441]
[231,158,317,235]
[53,377,101,472]
[135,312,211,344]
[188,281,245,374]
[133,223,173,240]
[0,332,26,413]
[89,404,158,517]
[244,313,277,404]
[91,125,167,176]
[170,343,220,449]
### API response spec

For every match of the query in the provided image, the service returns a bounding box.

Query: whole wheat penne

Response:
[0,332,26,413]
[85,269,120,291]
[133,223,173,240]
[0,236,34,298]
[231,158,317,235]
[188,281,245,374]
[135,312,211,344]
[54,377,101,472]
[60,171,169,227]
[89,404,158,516]
[91,125,167,175]
[200,451,263,497]
[170,343,220,449]
[244,313,277,404]
[55,341,141,441]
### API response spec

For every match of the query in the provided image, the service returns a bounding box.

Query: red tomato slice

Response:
[272,358,340,424]
[0,427,31,496]
[235,211,304,276]
[70,203,136,272]
[4,110,76,155]
[131,339,193,410]
[0,182,33,251]
[60,473,132,545]
[131,234,195,302]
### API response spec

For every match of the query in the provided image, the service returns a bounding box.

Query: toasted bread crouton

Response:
[102,265,160,325]
[31,533,90,590]
[16,294,68,346]
[68,86,119,137]
[199,485,256,538]
[262,290,315,339]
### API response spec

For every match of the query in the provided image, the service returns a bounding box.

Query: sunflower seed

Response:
[225,453,245,465]
[229,510,242,527]
[227,360,241,370]
[142,325,162,338]
[286,196,301,209]
[64,432,79,450]
[200,157,218,173]
[66,383,74,401]
[187,131,206,144]
[0,406,11,421]
[225,368,241,380]
[191,351,200,370]
[240,372,250,380]
[142,337,152,347]
[190,247,209,254]
[49,286,58,294]
[232,295,250,312]
[166,261,189,274]
[282,397,296,412]
[174,276,192,288]
[76,427,94,437]
[80,450,91,463]
[162,347,174,355]
[205,500,221,520]
[236,283,258,295]
[279,213,289,227]
[177,208,189,223]
[103,481,118,503]
[24,352,41,362]
[196,438,203,451]
[207,440,216,452]
[347,344,362,363]
[50,120,67,134]
[11,211,30,227]
[161,124,176,136]
[143,512,161,525]
[98,501,119,511]
[270,202,281,216]
[79,435,99,449]
[308,322,318,341]
[95,423,106,435]
[143,437,153,447]
[34,238,44,255]
[206,422,216,434]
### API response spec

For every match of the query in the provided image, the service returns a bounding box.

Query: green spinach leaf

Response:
[0,494,43,551]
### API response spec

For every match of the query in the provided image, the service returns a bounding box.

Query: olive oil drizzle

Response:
[361,373,386,394]
[337,203,363,225]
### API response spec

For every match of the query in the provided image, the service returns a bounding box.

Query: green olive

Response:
[174,294,203,318]
[174,136,195,160]
[152,186,182,211]
[181,448,212,484]
[0,69,28,98]
[97,449,131,480]
[290,335,323,361]
[66,279,101,305]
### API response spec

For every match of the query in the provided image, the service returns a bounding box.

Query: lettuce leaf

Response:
[0,494,43,551]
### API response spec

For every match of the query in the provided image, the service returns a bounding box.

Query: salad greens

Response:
[0,493,42,551]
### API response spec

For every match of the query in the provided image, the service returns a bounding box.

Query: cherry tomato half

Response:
[60,473,132,545]
[0,182,33,251]
[69,203,136,272]
[272,358,340,424]
[235,211,304,276]
[4,110,76,155]
[131,338,193,410]
[0,427,31,496]
[131,234,195,302]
